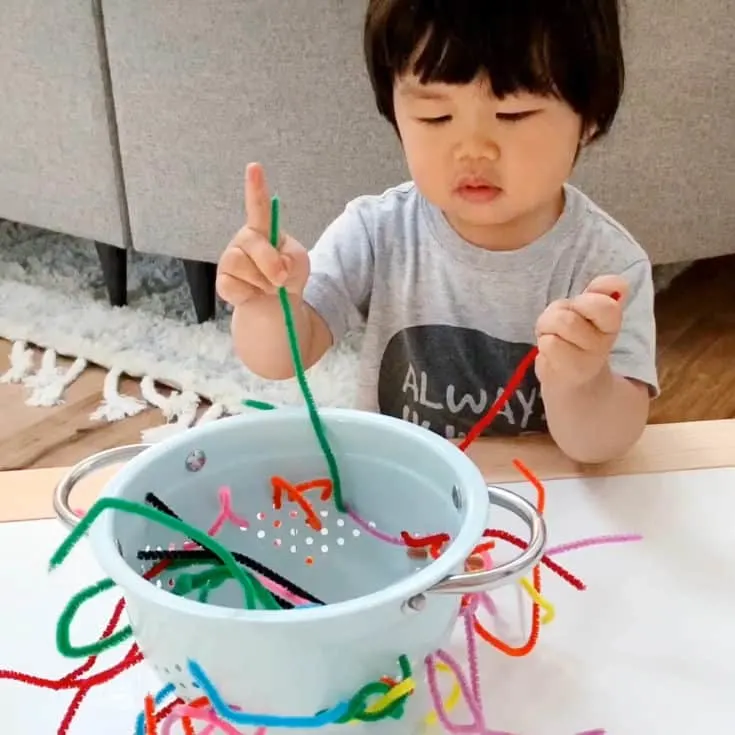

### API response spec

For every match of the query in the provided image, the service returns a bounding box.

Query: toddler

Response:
[217,0,658,464]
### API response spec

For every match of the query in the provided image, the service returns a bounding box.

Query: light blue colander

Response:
[54,407,546,734]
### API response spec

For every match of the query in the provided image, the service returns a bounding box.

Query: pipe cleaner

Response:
[10,239,638,734]
[269,196,344,512]
[142,491,322,606]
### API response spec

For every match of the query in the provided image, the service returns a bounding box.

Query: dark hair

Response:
[364,0,625,142]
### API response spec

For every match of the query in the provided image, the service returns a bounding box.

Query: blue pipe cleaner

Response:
[187,659,350,728]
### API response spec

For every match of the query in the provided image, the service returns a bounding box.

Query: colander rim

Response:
[88,407,489,621]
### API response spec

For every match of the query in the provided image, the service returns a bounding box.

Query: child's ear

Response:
[580,123,599,146]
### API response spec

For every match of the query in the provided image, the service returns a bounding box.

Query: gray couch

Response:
[1,1,733,321]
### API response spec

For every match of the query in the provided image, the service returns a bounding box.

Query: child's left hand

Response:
[534,275,627,388]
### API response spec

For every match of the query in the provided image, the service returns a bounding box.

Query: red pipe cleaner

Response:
[482,529,586,591]
[400,531,451,559]
[460,289,622,453]
[7,299,622,728]
[1,560,170,733]
[459,346,540,452]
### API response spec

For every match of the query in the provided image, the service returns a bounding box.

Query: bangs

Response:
[365,0,624,140]
[393,8,560,99]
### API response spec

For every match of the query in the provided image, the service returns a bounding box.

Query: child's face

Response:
[393,75,585,248]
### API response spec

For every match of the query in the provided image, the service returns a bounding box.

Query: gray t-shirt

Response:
[303,182,658,440]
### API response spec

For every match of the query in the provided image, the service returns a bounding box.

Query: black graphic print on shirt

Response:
[377,325,546,440]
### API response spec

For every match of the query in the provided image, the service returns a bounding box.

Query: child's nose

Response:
[459,133,500,162]
[483,139,501,161]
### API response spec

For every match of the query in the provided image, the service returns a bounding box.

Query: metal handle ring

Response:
[53,444,150,530]
[425,483,547,596]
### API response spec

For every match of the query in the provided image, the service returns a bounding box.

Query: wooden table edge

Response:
[1,419,734,524]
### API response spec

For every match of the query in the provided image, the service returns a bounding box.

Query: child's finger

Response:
[222,246,275,291]
[216,272,260,306]
[243,234,289,286]
[584,275,628,304]
[536,303,601,351]
[535,300,566,340]
[568,292,623,335]
[537,333,585,368]
[244,162,272,238]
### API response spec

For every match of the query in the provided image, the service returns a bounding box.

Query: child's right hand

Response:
[217,162,310,307]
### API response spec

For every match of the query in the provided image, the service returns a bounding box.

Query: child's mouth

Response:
[455,183,503,203]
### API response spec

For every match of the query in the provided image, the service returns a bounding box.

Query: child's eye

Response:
[418,115,452,125]
[496,111,537,122]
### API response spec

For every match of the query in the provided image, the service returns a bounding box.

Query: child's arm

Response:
[536,266,658,464]
[541,366,650,464]
[217,163,331,379]
[218,164,375,380]
[231,295,333,380]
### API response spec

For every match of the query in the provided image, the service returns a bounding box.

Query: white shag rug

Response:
[0,221,361,441]
[0,220,689,442]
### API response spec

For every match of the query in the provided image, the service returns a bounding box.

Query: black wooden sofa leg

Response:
[182,259,217,323]
[94,241,127,307]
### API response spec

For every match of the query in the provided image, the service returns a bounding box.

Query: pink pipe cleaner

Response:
[162,702,267,735]
[427,647,512,735]
[424,596,516,735]
[475,591,499,619]
[428,605,607,735]
[183,486,249,549]
[178,486,311,607]
[475,552,500,618]
[259,580,310,607]
[545,534,642,556]
[462,598,484,711]
[347,508,404,545]
[422,529,634,735]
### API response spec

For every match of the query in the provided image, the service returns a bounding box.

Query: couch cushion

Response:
[0,0,126,246]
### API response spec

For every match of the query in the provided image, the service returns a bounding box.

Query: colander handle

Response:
[53,444,151,529]
[425,484,547,596]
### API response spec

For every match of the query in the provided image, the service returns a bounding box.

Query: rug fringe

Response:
[1,342,230,433]
[140,376,200,422]
[24,349,87,407]
[139,375,171,414]
[0,340,35,384]
[139,399,229,444]
[90,366,147,422]
[140,377,205,442]
[197,402,226,425]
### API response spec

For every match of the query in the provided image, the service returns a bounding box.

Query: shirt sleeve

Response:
[301,199,375,343]
[609,258,660,397]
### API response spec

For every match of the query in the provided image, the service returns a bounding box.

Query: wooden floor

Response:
[1,255,734,472]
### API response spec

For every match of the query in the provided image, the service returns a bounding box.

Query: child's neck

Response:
[445,189,566,252]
